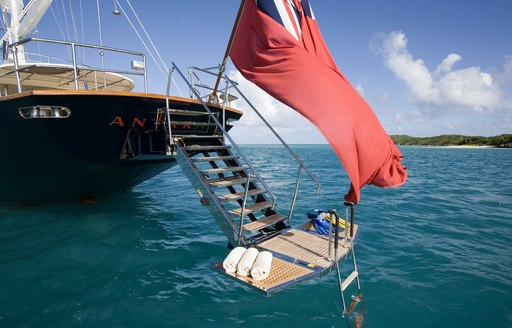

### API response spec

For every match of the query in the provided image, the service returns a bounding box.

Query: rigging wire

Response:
[114,0,183,95]
[79,0,85,62]
[113,0,165,75]
[123,0,184,96]
[60,0,70,41]
[68,0,82,63]
[49,3,66,41]
[49,3,72,61]
[124,0,166,75]
[68,0,78,42]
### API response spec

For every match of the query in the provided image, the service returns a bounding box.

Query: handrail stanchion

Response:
[329,210,347,313]
[344,201,355,247]
[288,165,302,223]
[12,46,22,93]
[71,43,79,90]
[142,55,148,93]
[328,214,334,260]
[165,67,175,152]
[238,175,252,246]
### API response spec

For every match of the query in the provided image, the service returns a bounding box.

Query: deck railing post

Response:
[165,66,176,153]
[143,55,148,93]
[344,201,355,247]
[288,165,302,223]
[238,174,252,246]
[71,43,79,90]
[12,45,22,93]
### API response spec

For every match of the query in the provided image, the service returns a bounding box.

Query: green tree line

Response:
[390,134,512,148]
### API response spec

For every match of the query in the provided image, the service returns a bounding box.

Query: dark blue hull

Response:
[0,90,240,204]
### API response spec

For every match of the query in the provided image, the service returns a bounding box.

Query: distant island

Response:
[390,134,512,148]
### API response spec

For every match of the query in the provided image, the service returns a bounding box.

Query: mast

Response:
[208,0,246,103]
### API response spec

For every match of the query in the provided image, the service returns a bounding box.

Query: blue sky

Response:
[31,0,512,143]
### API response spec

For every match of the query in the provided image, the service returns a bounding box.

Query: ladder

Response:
[329,207,363,317]
[174,134,289,247]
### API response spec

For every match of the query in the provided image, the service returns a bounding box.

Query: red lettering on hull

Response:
[109,116,198,130]
[109,116,124,127]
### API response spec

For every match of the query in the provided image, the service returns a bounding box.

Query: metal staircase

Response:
[166,63,364,318]
[174,134,289,246]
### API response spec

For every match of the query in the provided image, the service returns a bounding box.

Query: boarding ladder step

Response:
[341,270,359,291]
[243,213,286,233]
[170,121,216,127]
[201,166,247,175]
[218,189,266,201]
[229,201,272,216]
[185,144,231,151]
[167,108,210,116]
[207,177,248,188]
[173,135,289,246]
[193,155,239,162]
[181,135,224,140]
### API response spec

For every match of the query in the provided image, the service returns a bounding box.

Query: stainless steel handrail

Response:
[225,75,321,192]
[171,62,278,209]
[188,66,238,107]
[224,75,321,222]
[4,37,147,93]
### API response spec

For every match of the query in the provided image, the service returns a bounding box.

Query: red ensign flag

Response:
[230,0,407,204]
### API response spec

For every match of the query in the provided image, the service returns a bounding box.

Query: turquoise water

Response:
[1,145,511,327]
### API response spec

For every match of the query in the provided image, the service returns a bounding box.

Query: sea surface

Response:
[1,145,511,328]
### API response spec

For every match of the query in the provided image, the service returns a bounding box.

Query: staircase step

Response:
[243,214,287,233]
[156,108,210,116]
[185,144,231,151]
[208,177,248,188]
[229,201,272,216]
[171,121,215,127]
[169,109,210,116]
[218,189,266,201]
[193,155,239,162]
[181,135,223,139]
[201,166,247,175]
[341,271,359,291]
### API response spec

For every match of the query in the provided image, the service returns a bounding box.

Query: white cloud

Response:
[435,53,461,75]
[438,68,501,111]
[373,31,507,113]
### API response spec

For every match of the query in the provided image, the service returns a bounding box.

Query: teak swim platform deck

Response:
[214,224,359,295]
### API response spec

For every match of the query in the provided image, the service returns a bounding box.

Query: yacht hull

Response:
[0,90,241,204]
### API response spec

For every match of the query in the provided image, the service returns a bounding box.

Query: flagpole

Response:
[208,0,246,103]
